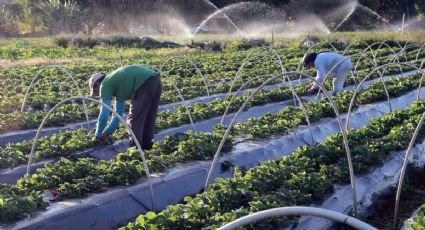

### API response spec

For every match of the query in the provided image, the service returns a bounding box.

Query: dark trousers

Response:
[127,73,162,150]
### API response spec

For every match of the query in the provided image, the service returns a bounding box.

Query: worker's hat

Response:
[88,73,106,97]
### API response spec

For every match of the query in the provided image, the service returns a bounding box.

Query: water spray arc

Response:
[333,1,358,31]
[25,96,156,211]
[205,71,358,215]
[194,2,246,37]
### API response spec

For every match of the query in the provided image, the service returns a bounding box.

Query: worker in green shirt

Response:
[88,64,162,150]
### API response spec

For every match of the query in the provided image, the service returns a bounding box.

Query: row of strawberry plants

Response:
[7,97,424,224]
[1,39,399,60]
[233,72,425,138]
[1,69,423,170]
[0,72,421,223]
[16,130,232,206]
[1,50,418,134]
[0,130,231,223]
[120,99,425,229]
[1,43,408,129]
[0,44,395,113]
[0,183,46,223]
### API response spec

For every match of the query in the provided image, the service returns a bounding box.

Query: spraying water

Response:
[193,2,249,36]
[357,3,391,26]
[200,0,245,37]
[334,1,358,31]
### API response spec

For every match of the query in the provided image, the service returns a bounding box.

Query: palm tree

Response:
[37,0,80,34]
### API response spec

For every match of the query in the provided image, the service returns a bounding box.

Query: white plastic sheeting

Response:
[8,85,425,230]
[294,139,425,230]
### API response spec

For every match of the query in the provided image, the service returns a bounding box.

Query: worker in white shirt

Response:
[304,52,352,93]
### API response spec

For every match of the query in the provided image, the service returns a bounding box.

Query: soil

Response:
[364,167,425,229]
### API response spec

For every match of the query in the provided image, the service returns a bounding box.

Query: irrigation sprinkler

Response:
[218,207,377,230]
[25,96,156,211]
[219,74,315,145]
[345,62,423,131]
[393,111,425,230]
[205,71,358,215]
[160,56,210,97]
[20,65,90,128]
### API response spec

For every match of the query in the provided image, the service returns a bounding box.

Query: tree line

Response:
[0,0,424,36]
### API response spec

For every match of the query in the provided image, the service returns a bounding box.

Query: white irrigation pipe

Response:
[155,70,197,132]
[219,74,315,145]
[393,112,425,230]
[346,62,423,131]
[25,96,156,210]
[226,48,287,99]
[205,71,358,215]
[20,65,90,127]
[160,56,210,97]
[218,207,377,230]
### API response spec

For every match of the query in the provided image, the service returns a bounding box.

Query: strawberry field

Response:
[1,37,425,230]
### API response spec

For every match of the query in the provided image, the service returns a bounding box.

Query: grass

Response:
[1,31,423,49]
[0,57,96,69]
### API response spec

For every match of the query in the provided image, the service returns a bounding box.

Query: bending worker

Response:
[88,64,162,150]
[304,52,352,93]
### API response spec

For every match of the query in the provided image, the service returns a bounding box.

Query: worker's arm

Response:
[103,99,125,134]
[95,99,112,137]
[311,62,326,89]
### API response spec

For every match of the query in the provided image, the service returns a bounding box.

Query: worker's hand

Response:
[92,133,113,145]
[305,84,315,93]
[100,133,108,144]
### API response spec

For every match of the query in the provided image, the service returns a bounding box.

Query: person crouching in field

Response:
[304,52,352,93]
[89,64,162,150]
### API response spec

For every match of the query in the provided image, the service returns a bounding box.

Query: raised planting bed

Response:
[1,69,423,182]
[119,99,425,229]
[5,87,425,230]
[0,45,418,134]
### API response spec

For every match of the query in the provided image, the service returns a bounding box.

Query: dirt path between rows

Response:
[0,57,96,69]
